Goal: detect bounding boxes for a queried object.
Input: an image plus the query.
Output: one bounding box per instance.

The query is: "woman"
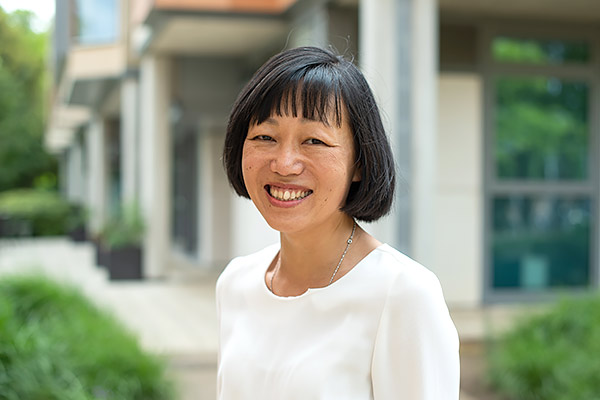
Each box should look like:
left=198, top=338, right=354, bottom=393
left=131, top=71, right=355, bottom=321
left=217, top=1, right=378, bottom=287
left=218, top=46, right=460, bottom=399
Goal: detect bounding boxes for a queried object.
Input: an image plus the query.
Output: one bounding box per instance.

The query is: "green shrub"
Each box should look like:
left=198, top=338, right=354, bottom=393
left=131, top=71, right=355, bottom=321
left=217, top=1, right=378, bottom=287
left=0, top=276, right=176, bottom=399
left=0, top=189, right=70, bottom=236
left=488, top=294, right=600, bottom=400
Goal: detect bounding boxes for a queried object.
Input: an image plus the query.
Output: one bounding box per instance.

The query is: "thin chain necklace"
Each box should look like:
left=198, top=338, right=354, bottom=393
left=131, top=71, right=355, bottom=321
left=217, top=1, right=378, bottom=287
left=270, top=220, right=357, bottom=293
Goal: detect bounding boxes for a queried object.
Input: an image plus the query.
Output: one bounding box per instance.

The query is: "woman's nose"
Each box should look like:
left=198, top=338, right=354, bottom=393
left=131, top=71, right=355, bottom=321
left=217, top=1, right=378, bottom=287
left=270, top=146, right=303, bottom=176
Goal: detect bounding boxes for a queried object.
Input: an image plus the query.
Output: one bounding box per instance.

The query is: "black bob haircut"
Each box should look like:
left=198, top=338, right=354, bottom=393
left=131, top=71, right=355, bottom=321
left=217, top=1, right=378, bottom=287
left=223, top=46, right=396, bottom=222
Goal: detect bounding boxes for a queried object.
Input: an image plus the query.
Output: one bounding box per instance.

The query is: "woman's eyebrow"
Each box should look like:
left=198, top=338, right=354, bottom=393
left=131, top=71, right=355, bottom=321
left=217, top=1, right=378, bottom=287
left=263, top=117, right=322, bottom=125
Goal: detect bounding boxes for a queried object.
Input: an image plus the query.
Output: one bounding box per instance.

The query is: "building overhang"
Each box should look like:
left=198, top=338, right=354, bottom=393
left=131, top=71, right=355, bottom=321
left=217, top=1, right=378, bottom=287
left=135, top=11, right=289, bottom=57
left=68, top=77, right=119, bottom=107
left=45, top=43, right=126, bottom=153
left=62, top=44, right=125, bottom=106
left=45, top=105, right=91, bottom=153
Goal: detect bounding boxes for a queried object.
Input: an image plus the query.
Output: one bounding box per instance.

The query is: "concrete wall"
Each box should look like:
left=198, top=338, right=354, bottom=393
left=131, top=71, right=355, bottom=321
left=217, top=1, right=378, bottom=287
left=327, top=5, right=359, bottom=57
left=434, top=73, right=483, bottom=308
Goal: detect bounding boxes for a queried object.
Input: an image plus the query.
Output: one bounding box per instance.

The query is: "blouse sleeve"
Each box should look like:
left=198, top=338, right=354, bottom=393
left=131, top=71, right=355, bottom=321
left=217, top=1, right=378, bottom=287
left=371, top=270, right=460, bottom=399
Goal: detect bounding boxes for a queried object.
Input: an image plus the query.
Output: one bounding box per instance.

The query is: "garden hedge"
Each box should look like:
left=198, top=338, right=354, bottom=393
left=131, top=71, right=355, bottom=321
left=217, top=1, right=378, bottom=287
left=488, top=294, right=600, bottom=400
left=0, top=275, right=176, bottom=399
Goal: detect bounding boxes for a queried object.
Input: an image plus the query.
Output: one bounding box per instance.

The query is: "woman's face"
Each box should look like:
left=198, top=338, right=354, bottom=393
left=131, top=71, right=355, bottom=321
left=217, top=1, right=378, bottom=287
left=241, top=110, right=360, bottom=235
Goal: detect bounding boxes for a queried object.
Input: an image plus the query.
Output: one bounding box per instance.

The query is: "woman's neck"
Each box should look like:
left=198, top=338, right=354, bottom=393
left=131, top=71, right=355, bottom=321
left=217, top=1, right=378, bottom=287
left=271, top=216, right=362, bottom=295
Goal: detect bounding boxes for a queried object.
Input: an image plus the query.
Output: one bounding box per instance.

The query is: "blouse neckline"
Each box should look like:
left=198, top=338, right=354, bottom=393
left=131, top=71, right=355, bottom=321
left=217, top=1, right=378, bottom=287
left=260, top=243, right=389, bottom=301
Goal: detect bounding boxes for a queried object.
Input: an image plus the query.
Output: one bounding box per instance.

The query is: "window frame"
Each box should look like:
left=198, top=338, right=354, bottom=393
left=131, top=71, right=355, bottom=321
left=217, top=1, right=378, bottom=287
left=482, top=24, right=600, bottom=303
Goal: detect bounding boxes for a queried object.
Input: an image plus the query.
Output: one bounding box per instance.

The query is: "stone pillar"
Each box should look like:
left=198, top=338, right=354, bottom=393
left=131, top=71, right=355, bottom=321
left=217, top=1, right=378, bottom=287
left=359, top=0, right=438, bottom=267
left=120, top=73, right=139, bottom=205
left=359, top=0, right=408, bottom=251
left=86, top=116, right=107, bottom=234
left=410, top=0, right=438, bottom=268
left=287, top=0, right=329, bottom=47
left=139, top=55, right=172, bottom=278
left=66, top=136, right=85, bottom=203
left=58, top=151, right=69, bottom=198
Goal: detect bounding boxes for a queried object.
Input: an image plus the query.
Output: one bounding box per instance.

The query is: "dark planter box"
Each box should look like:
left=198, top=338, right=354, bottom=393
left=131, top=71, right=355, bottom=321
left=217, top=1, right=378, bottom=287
left=107, top=245, right=143, bottom=280
left=68, top=226, right=87, bottom=242
left=0, top=216, right=31, bottom=238
left=94, top=240, right=110, bottom=268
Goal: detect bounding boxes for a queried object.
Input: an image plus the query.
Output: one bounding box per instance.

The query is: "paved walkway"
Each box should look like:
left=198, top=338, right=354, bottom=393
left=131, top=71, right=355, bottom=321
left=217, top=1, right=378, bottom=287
left=0, top=238, right=509, bottom=400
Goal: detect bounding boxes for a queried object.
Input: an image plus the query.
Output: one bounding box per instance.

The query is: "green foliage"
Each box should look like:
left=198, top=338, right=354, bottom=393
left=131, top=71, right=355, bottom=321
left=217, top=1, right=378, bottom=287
left=0, top=189, right=71, bottom=236
left=0, top=275, right=176, bottom=399
left=101, top=203, right=145, bottom=249
left=0, top=8, right=57, bottom=191
left=488, top=295, right=600, bottom=400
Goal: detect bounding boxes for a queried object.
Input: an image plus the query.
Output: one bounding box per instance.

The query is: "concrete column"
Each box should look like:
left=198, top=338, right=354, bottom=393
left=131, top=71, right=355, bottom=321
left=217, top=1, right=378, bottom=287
left=410, top=0, right=438, bottom=269
left=58, top=151, right=69, bottom=198
left=120, top=74, right=139, bottom=205
left=288, top=0, right=329, bottom=47
left=359, top=0, right=438, bottom=268
left=139, top=55, right=172, bottom=278
left=86, top=116, right=107, bottom=234
left=66, top=138, right=84, bottom=203
left=65, top=146, right=75, bottom=201
left=359, top=0, right=408, bottom=251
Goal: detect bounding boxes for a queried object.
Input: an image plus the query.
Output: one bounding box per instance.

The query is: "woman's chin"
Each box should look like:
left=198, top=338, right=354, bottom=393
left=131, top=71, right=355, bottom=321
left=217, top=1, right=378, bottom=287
left=262, top=217, right=305, bottom=234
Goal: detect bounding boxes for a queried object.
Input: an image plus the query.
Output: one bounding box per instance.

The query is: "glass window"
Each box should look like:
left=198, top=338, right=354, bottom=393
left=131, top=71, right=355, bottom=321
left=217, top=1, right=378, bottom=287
left=487, top=34, right=596, bottom=297
left=73, top=0, right=119, bottom=45
left=492, top=196, right=591, bottom=290
left=495, top=77, right=589, bottom=180
left=492, top=37, right=591, bottom=65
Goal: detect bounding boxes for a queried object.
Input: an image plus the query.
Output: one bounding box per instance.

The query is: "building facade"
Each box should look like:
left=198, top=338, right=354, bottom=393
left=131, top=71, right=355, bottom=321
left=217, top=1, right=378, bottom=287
left=47, top=0, right=600, bottom=310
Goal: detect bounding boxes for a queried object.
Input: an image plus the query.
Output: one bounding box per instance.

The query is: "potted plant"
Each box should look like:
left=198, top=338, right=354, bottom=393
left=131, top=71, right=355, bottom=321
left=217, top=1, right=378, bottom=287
left=102, top=203, right=145, bottom=280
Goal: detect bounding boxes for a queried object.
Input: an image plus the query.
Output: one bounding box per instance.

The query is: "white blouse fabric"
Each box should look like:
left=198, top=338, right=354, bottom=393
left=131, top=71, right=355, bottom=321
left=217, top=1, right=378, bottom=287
left=216, top=243, right=460, bottom=400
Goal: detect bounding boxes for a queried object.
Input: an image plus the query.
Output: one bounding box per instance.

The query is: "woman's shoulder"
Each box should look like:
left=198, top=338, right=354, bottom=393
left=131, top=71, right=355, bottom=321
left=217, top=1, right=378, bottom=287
left=216, top=244, right=279, bottom=292
left=367, top=244, right=446, bottom=300
left=369, top=244, right=457, bottom=336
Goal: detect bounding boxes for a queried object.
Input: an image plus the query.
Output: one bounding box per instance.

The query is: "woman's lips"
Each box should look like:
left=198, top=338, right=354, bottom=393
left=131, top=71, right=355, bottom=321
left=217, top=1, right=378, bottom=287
left=265, top=185, right=313, bottom=202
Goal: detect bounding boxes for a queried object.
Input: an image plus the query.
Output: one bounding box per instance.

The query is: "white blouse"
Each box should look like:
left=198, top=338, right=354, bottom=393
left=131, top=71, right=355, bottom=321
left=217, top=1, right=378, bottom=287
left=216, top=244, right=460, bottom=400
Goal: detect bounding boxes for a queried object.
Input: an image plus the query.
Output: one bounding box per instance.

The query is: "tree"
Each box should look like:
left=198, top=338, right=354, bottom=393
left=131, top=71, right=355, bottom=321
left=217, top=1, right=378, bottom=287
left=0, top=7, right=57, bottom=192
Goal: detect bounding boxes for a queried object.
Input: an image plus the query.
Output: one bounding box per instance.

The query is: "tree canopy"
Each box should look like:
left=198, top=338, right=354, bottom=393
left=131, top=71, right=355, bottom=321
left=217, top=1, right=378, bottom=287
left=0, top=7, right=56, bottom=192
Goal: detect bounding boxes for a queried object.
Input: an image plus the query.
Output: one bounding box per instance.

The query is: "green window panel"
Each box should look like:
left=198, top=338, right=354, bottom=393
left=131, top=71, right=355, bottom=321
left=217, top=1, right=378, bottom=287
left=492, top=196, right=591, bottom=290
left=492, top=37, right=591, bottom=65
left=495, top=77, right=589, bottom=181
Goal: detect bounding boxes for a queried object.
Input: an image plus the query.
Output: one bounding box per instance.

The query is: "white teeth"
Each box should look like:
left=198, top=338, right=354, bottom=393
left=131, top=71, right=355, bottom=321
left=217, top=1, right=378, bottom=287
left=269, top=187, right=310, bottom=201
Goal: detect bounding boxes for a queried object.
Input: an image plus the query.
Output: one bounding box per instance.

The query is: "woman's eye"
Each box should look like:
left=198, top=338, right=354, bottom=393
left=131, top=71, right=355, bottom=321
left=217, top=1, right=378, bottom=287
left=251, top=135, right=273, bottom=141
left=305, top=138, right=325, bottom=145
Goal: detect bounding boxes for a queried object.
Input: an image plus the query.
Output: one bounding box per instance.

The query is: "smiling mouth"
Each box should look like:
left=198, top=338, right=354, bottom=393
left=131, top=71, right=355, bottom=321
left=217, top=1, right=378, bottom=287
left=266, top=185, right=313, bottom=201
